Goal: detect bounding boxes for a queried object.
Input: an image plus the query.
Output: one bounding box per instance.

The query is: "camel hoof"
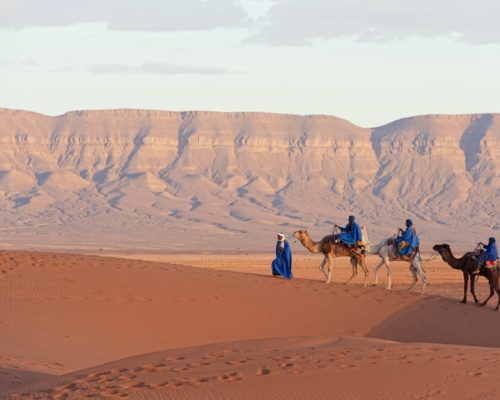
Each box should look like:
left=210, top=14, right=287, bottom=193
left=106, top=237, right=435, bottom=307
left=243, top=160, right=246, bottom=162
left=460, top=300, right=467, bottom=304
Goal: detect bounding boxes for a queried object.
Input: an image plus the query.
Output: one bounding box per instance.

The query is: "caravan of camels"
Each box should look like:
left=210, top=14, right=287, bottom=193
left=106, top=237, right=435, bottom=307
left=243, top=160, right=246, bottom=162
left=281, top=215, right=500, bottom=310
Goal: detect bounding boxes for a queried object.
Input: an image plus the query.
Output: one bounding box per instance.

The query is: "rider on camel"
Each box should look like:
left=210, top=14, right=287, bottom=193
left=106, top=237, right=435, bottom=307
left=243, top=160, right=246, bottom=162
left=335, top=215, right=364, bottom=255
left=394, top=219, right=419, bottom=258
left=473, top=237, right=499, bottom=274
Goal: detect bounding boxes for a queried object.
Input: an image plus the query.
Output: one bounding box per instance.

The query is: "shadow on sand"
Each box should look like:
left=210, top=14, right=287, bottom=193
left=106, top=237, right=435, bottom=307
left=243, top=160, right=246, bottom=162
left=367, top=294, right=500, bottom=348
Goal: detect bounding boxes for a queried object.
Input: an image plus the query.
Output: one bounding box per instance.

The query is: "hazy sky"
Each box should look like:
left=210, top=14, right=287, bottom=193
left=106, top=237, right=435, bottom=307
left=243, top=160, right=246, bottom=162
left=1, top=0, right=500, bottom=127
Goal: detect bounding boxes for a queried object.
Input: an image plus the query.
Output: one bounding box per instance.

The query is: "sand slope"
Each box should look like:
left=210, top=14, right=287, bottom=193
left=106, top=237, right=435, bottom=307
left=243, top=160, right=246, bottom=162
left=2, top=251, right=500, bottom=399
left=6, top=337, right=500, bottom=400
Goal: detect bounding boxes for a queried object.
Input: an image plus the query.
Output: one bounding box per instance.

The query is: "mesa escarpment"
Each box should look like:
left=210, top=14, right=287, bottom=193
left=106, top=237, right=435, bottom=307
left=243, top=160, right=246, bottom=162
left=0, top=109, right=497, bottom=250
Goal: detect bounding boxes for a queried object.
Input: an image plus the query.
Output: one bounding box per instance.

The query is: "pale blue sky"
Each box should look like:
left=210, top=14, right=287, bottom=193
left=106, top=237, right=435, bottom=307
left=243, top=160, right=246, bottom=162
left=1, top=0, right=499, bottom=127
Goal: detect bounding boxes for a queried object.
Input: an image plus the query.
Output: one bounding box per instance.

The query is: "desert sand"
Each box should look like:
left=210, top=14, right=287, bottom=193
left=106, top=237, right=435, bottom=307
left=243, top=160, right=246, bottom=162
left=2, top=250, right=500, bottom=399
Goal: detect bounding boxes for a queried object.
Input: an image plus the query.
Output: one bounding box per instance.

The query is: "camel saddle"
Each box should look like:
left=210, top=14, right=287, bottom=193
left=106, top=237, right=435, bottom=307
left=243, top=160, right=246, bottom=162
left=387, top=237, right=419, bottom=261
left=349, top=243, right=366, bottom=257
left=483, top=260, right=500, bottom=271
left=331, top=236, right=365, bottom=257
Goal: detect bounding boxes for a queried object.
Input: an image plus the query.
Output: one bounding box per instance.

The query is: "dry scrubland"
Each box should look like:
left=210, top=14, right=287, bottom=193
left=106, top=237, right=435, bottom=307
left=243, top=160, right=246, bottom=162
left=2, top=251, right=500, bottom=399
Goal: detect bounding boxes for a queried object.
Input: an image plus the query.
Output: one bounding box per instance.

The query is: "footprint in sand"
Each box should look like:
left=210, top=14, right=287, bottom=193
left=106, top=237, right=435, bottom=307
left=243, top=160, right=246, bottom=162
left=196, top=376, right=213, bottom=384
left=257, top=367, right=271, bottom=376
left=203, top=353, right=225, bottom=360
left=226, top=358, right=251, bottom=366
left=218, top=372, right=243, bottom=382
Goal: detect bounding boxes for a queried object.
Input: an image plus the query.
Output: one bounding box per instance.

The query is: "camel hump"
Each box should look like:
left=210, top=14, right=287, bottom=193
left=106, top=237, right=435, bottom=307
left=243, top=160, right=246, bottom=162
left=323, top=234, right=336, bottom=243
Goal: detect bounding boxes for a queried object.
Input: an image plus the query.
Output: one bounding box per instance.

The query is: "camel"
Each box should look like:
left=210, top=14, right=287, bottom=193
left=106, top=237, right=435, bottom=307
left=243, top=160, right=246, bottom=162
left=433, top=243, right=500, bottom=310
left=370, top=235, right=427, bottom=292
left=293, top=229, right=368, bottom=286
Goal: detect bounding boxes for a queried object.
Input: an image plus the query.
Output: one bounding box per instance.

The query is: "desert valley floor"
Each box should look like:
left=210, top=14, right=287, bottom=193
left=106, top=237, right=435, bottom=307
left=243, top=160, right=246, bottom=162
left=1, top=251, right=500, bottom=399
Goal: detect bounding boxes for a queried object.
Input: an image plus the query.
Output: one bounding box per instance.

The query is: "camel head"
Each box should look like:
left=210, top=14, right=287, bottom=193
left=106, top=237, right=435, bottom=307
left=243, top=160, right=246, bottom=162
left=433, top=243, right=450, bottom=254
left=433, top=243, right=452, bottom=261
left=293, top=230, right=309, bottom=242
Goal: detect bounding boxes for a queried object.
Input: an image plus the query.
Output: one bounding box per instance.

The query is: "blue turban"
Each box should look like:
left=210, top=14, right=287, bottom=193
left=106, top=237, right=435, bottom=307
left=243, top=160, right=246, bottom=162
left=489, top=237, right=496, bottom=244
left=348, top=215, right=355, bottom=223
left=406, top=219, right=413, bottom=227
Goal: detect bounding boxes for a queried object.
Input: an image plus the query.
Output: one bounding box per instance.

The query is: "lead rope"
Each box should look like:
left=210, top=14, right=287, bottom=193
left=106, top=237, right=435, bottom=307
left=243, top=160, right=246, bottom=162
left=424, top=251, right=439, bottom=262
left=287, top=232, right=299, bottom=245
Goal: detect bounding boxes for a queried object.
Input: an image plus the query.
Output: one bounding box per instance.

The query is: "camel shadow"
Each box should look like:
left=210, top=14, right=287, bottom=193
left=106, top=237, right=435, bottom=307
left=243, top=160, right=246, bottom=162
left=367, top=294, right=500, bottom=348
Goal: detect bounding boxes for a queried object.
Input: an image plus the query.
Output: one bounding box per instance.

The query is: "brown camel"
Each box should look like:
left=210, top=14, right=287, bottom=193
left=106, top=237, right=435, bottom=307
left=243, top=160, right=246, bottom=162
left=293, top=230, right=368, bottom=286
left=433, top=243, right=500, bottom=310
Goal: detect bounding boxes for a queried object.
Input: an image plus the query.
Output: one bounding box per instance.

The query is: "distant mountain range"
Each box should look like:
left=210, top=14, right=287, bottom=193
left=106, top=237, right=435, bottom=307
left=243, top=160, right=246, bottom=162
left=0, top=108, right=498, bottom=251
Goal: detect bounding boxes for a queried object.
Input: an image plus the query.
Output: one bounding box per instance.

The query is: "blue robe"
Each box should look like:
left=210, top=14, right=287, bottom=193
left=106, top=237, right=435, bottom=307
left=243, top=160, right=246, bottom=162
left=395, top=226, right=419, bottom=256
left=272, top=240, right=292, bottom=279
left=480, top=243, right=499, bottom=262
left=339, top=222, right=362, bottom=246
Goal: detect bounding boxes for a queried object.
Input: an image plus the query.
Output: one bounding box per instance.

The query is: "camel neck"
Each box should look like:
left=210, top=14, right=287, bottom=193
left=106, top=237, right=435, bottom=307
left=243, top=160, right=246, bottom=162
left=441, top=249, right=465, bottom=270
left=300, top=235, right=321, bottom=253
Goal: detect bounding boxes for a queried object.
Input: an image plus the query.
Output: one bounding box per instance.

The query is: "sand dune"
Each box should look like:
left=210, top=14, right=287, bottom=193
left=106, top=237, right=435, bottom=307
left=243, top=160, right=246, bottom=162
left=7, top=337, right=500, bottom=400
left=2, top=251, right=500, bottom=399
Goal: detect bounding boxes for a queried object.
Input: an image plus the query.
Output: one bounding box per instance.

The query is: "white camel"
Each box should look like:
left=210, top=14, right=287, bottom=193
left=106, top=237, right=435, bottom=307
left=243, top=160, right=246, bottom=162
left=368, top=235, right=427, bottom=292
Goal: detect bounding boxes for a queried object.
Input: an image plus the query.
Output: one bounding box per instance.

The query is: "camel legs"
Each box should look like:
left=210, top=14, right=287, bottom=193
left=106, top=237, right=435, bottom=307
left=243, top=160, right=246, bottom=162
left=385, top=262, right=392, bottom=290
left=345, top=257, right=358, bottom=285
left=470, top=274, right=479, bottom=304
left=480, top=273, right=500, bottom=311
left=495, top=274, right=500, bottom=311
left=462, top=271, right=469, bottom=303
left=319, top=257, right=328, bottom=280
left=359, top=258, right=369, bottom=288
left=326, top=255, right=334, bottom=284
left=481, top=286, right=494, bottom=307
left=373, top=259, right=383, bottom=285
left=373, top=258, right=391, bottom=290
left=407, top=263, right=418, bottom=291
left=411, top=255, right=426, bottom=293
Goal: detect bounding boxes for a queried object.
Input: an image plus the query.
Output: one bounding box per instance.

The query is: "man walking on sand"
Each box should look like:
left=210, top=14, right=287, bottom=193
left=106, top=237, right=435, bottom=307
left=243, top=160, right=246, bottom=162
left=271, top=232, right=293, bottom=279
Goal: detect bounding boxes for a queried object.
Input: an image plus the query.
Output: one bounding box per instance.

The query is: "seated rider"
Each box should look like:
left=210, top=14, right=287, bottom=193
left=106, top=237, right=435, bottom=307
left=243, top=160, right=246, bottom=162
left=475, top=237, right=499, bottom=272
left=335, top=215, right=363, bottom=254
left=394, top=219, right=419, bottom=257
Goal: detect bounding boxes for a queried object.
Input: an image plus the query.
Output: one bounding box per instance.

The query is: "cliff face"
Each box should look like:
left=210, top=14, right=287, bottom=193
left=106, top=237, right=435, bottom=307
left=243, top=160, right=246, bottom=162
left=0, top=109, right=497, bottom=250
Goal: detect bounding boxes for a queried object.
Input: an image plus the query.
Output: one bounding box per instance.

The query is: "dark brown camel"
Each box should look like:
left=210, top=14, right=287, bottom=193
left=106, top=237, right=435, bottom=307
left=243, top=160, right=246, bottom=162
left=433, top=244, right=500, bottom=310
left=293, top=230, right=368, bottom=286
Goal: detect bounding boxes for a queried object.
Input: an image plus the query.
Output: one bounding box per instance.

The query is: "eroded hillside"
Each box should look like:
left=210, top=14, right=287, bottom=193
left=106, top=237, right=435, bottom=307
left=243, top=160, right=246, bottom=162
left=0, top=109, right=497, bottom=251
